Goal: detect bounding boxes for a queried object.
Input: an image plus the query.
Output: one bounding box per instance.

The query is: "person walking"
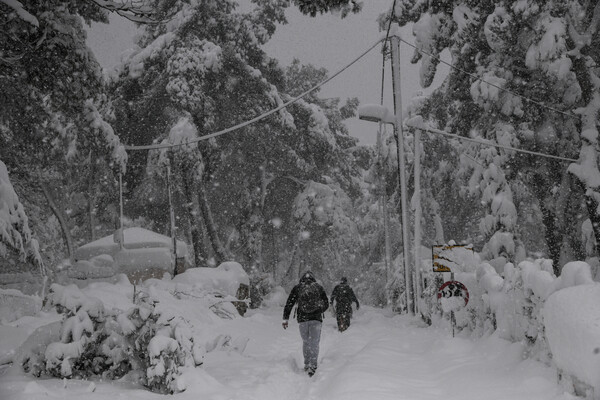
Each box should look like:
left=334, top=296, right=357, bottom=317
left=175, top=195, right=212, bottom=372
left=330, top=277, right=359, bottom=332
left=282, top=271, right=329, bottom=377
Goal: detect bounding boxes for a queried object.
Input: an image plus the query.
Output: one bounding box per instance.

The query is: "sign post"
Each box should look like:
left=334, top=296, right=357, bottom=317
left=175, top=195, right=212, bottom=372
left=432, top=244, right=473, bottom=336
left=437, top=280, right=469, bottom=337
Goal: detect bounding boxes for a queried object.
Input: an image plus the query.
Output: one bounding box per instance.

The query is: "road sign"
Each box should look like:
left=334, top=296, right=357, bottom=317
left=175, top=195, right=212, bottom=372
left=432, top=244, right=474, bottom=272
left=437, top=280, right=469, bottom=306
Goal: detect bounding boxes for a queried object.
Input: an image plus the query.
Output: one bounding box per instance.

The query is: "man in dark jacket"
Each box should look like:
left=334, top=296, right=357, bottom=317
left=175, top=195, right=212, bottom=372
left=330, top=277, right=359, bottom=332
left=282, top=271, right=329, bottom=377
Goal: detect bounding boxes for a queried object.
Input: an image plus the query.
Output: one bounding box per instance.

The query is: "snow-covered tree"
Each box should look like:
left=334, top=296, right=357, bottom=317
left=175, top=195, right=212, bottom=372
left=112, top=2, right=364, bottom=278
left=384, top=0, right=600, bottom=273
left=1, top=0, right=127, bottom=269
left=204, top=58, right=362, bottom=285
left=289, top=179, right=360, bottom=283
left=292, top=0, right=361, bottom=17
left=149, top=115, right=216, bottom=267
left=111, top=0, right=293, bottom=267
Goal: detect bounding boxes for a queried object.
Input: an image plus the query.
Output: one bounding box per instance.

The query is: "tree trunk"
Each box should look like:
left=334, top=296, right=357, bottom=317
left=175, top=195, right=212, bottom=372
left=531, top=171, right=563, bottom=276
left=88, top=156, right=96, bottom=241
left=241, top=165, right=273, bottom=272
left=39, top=180, right=74, bottom=261
left=182, top=172, right=206, bottom=268
left=283, top=242, right=301, bottom=285
left=198, top=183, right=228, bottom=264
left=242, top=210, right=264, bottom=272
left=584, top=188, right=600, bottom=260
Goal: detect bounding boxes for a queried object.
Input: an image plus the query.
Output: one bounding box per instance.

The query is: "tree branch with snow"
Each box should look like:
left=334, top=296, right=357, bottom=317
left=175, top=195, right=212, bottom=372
left=0, top=160, right=44, bottom=272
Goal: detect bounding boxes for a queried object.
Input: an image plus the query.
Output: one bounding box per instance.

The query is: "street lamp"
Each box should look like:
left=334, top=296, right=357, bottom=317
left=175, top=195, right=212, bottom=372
left=358, top=103, right=414, bottom=315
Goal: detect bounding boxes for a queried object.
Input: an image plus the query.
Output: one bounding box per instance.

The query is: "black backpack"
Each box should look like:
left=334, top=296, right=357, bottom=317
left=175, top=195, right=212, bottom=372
left=297, top=282, right=323, bottom=314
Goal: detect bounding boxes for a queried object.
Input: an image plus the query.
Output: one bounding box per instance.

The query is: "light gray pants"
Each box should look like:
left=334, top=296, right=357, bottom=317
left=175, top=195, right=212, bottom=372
left=298, top=320, right=322, bottom=369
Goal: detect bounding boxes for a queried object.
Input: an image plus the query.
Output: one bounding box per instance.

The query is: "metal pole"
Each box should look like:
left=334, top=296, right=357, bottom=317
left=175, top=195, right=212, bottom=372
left=414, top=128, right=422, bottom=315
left=377, top=122, right=392, bottom=287
left=118, top=172, right=124, bottom=250
left=383, top=190, right=392, bottom=286
left=166, top=164, right=178, bottom=275
left=390, top=34, right=414, bottom=315
left=378, top=41, right=392, bottom=293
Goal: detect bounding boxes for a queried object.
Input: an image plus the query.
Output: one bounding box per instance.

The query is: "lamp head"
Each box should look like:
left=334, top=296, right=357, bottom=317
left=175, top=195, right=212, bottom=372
left=358, top=104, right=395, bottom=125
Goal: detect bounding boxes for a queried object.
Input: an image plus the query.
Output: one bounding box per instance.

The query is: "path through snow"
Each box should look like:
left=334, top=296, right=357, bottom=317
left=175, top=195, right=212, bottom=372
left=0, top=307, right=572, bottom=400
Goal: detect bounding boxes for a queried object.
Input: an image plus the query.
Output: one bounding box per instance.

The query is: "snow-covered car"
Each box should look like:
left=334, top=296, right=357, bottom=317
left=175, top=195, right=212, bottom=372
left=71, top=227, right=188, bottom=281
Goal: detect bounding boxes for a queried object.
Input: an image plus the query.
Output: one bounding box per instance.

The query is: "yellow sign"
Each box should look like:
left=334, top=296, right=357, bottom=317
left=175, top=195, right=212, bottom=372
left=432, top=244, right=474, bottom=273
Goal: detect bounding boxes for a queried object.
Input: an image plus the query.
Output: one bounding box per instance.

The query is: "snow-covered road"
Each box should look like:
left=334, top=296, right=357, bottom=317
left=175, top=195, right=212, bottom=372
left=0, top=307, right=572, bottom=400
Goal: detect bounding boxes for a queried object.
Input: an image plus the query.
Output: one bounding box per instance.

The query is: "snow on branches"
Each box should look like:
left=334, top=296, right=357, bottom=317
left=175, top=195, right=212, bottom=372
left=0, top=0, right=38, bottom=26
left=84, top=100, right=128, bottom=171
left=0, top=160, right=43, bottom=269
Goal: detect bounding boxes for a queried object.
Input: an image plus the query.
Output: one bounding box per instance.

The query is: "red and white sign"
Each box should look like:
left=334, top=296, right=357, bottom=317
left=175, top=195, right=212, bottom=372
left=437, top=280, right=469, bottom=306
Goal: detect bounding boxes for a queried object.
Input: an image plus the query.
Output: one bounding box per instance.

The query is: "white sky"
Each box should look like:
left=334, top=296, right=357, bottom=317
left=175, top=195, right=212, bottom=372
left=86, top=1, right=448, bottom=146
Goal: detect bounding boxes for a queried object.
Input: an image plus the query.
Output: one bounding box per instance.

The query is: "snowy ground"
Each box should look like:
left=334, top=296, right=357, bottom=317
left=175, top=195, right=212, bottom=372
left=0, top=304, right=573, bottom=400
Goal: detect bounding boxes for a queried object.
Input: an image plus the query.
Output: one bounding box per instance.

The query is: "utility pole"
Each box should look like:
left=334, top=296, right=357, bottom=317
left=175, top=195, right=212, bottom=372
left=377, top=121, right=392, bottom=287
left=117, top=171, right=125, bottom=250
left=414, top=128, right=422, bottom=315
left=166, top=164, right=178, bottom=275
left=390, top=32, right=414, bottom=315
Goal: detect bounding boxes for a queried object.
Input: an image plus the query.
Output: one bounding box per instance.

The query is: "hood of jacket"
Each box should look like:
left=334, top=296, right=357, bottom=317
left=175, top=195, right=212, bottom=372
left=300, top=271, right=316, bottom=284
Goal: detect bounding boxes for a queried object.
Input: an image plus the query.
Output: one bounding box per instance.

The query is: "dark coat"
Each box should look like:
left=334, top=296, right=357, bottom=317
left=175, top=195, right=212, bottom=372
left=330, top=283, right=359, bottom=315
left=283, top=273, right=329, bottom=323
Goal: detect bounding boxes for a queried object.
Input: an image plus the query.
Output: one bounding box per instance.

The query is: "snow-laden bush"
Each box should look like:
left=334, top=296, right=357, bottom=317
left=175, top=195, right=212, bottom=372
left=22, top=283, right=204, bottom=394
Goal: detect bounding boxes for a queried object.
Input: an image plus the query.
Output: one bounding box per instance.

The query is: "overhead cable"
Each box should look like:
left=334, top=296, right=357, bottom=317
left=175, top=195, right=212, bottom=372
left=409, top=123, right=578, bottom=163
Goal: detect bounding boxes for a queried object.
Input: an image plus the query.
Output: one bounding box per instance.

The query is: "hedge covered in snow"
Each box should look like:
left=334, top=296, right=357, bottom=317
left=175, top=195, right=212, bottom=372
left=20, top=283, right=202, bottom=393
left=18, top=262, right=250, bottom=394
left=420, top=255, right=600, bottom=397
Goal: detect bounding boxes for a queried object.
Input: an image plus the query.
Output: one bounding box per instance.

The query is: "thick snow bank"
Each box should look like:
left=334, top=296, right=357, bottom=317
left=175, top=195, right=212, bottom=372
left=0, top=288, right=41, bottom=323
left=551, top=261, right=594, bottom=291
left=67, top=255, right=116, bottom=280
left=0, top=312, right=61, bottom=365
left=543, top=283, right=600, bottom=393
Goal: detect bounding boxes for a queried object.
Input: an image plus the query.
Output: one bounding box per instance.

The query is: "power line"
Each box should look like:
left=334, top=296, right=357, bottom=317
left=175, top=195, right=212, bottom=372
left=408, top=123, right=578, bottom=163
left=124, top=38, right=382, bottom=151
left=397, top=37, right=580, bottom=120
